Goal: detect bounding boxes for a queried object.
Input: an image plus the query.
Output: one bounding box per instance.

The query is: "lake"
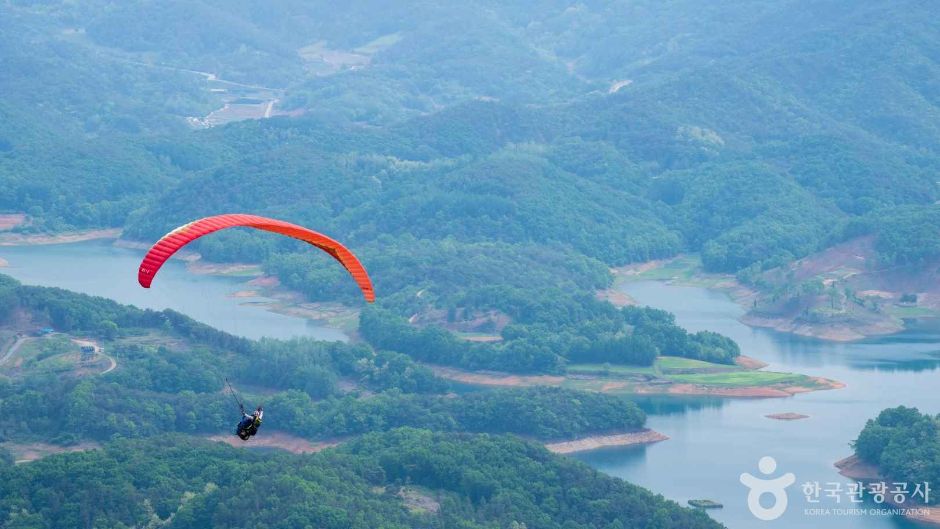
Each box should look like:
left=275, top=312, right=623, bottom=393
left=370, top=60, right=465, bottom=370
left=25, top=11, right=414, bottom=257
left=0, top=240, right=348, bottom=342
left=575, top=281, right=940, bottom=528
left=2, top=241, right=937, bottom=528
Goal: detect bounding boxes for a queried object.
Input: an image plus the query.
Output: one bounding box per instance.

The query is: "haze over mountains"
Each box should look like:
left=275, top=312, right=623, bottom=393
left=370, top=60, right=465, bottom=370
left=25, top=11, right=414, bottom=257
left=0, top=2, right=939, bottom=527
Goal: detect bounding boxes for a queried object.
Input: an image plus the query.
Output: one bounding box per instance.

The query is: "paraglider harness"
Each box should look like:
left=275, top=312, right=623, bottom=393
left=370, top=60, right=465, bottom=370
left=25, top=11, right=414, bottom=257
left=225, top=378, right=263, bottom=441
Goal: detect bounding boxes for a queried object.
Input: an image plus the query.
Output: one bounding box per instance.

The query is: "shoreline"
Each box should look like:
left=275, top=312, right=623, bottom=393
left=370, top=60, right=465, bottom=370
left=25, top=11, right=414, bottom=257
left=429, top=364, right=843, bottom=398
left=545, top=429, right=669, bottom=454
left=0, top=228, right=122, bottom=246
left=835, top=455, right=940, bottom=526
left=4, top=234, right=358, bottom=336
left=608, top=255, right=929, bottom=343
left=740, top=313, right=904, bottom=342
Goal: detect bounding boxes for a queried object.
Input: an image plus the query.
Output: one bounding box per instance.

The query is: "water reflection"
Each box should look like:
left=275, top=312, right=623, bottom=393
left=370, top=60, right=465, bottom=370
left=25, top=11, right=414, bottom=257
left=627, top=395, right=726, bottom=417
left=583, top=280, right=940, bottom=529
left=0, top=240, right=348, bottom=341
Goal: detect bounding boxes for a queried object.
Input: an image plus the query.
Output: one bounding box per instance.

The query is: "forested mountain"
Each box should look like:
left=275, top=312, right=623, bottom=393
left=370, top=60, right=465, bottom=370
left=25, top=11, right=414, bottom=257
left=0, top=276, right=726, bottom=527
left=2, top=2, right=936, bottom=527
left=0, top=274, right=647, bottom=442
left=3, top=0, right=936, bottom=371
left=0, top=430, right=721, bottom=529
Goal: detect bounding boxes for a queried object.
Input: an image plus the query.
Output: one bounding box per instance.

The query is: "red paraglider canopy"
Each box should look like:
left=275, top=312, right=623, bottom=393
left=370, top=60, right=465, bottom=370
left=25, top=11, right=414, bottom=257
left=137, top=214, right=375, bottom=302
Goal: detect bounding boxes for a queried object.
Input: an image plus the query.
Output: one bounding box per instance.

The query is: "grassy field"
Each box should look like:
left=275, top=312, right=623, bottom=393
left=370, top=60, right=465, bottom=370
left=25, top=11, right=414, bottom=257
left=889, top=305, right=939, bottom=318
left=665, top=371, right=808, bottom=387
left=567, top=363, right=657, bottom=376
left=657, top=356, right=734, bottom=371
left=432, top=355, right=834, bottom=396
left=566, top=355, right=817, bottom=390
left=567, top=356, right=738, bottom=378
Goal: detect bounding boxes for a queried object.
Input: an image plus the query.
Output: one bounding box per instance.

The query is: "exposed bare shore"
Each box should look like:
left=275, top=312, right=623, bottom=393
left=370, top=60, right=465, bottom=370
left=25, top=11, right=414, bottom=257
left=429, top=365, right=843, bottom=398
left=836, top=455, right=940, bottom=526
left=835, top=454, right=882, bottom=480
left=735, top=355, right=768, bottom=369
left=608, top=254, right=917, bottom=342
left=643, top=379, right=843, bottom=398
left=112, top=239, right=151, bottom=250
left=208, top=432, right=342, bottom=454
left=186, top=261, right=262, bottom=275
left=0, top=228, right=121, bottom=246
left=765, top=412, right=809, bottom=421
left=0, top=214, right=26, bottom=231
left=545, top=429, right=669, bottom=454
left=741, top=314, right=903, bottom=342
left=430, top=365, right=565, bottom=387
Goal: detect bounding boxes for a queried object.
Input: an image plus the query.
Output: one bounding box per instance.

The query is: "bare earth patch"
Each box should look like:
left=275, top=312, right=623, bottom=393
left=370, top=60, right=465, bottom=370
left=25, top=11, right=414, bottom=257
left=654, top=383, right=792, bottom=398
left=248, top=275, right=281, bottom=288
left=429, top=365, right=565, bottom=387
left=229, top=290, right=261, bottom=298
left=430, top=364, right=841, bottom=398
left=789, top=377, right=846, bottom=393
left=397, top=487, right=441, bottom=514
left=765, top=412, right=809, bottom=421
left=0, top=214, right=26, bottom=230
left=461, top=334, right=503, bottom=343
left=545, top=429, right=669, bottom=454
left=208, top=431, right=341, bottom=454
left=835, top=454, right=882, bottom=481
left=740, top=314, right=902, bottom=342
left=596, top=288, right=635, bottom=307
left=187, top=261, right=262, bottom=276
left=836, top=455, right=940, bottom=526
left=5, top=441, right=100, bottom=464
left=0, top=228, right=121, bottom=246
left=735, top=355, right=769, bottom=369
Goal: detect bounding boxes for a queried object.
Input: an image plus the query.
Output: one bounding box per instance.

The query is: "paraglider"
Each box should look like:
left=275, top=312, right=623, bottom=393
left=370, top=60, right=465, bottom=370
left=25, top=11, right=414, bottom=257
left=137, top=213, right=375, bottom=302
left=236, top=406, right=264, bottom=441
left=223, top=378, right=263, bottom=441
left=138, top=215, right=376, bottom=440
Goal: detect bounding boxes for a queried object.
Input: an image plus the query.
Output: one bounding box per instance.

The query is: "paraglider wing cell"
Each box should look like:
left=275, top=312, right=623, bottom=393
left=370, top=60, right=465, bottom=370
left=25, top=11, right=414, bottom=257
left=137, top=214, right=374, bottom=302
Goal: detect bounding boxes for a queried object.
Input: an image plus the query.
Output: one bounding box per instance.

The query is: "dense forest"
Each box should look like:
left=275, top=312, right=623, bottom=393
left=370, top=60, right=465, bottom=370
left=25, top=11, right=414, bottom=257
left=360, top=303, right=739, bottom=372
left=2, top=1, right=938, bottom=372
left=0, top=275, right=646, bottom=443
left=2, top=2, right=939, bottom=527
left=0, top=277, right=723, bottom=527
left=853, top=406, right=940, bottom=506
left=0, top=430, right=721, bottom=529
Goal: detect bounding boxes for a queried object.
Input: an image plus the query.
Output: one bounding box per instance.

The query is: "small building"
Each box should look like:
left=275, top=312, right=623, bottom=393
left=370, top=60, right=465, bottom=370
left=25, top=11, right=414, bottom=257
left=34, top=327, right=54, bottom=336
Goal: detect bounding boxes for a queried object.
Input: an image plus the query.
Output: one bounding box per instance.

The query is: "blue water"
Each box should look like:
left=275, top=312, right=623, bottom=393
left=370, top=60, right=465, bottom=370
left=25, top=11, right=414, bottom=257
left=0, top=240, right=348, bottom=341
left=575, top=281, right=940, bottom=528
left=3, top=242, right=937, bottom=527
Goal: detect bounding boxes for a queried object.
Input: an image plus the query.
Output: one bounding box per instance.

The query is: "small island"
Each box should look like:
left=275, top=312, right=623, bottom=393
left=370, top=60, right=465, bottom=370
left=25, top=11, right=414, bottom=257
left=766, top=412, right=809, bottom=421
left=840, top=407, right=940, bottom=526
left=688, top=499, right=723, bottom=509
